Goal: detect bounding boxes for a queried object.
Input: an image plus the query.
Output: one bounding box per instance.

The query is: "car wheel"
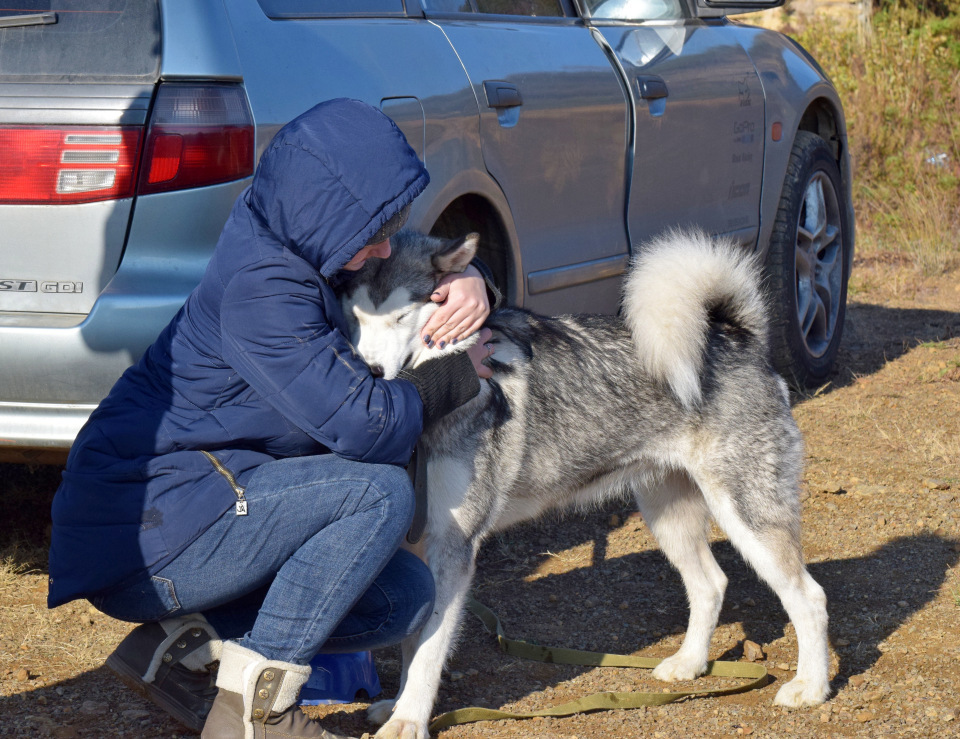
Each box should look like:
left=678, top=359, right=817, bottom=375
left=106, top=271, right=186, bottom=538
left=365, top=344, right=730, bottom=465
left=765, top=130, right=851, bottom=389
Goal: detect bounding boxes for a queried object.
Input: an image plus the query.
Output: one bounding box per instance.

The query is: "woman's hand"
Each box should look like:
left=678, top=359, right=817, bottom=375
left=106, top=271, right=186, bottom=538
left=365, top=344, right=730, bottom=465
left=421, top=264, right=490, bottom=349
left=465, top=328, right=495, bottom=379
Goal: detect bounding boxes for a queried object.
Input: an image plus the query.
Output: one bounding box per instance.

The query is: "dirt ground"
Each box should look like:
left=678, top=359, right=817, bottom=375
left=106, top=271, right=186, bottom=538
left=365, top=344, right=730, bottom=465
left=1, top=256, right=958, bottom=738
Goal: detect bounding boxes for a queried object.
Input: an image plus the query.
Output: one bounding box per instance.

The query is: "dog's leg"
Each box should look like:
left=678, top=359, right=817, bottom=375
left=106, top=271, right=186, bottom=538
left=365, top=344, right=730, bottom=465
left=721, top=520, right=829, bottom=707
left=696, top=476, right=830, bottom=707
left=366, top=633, right=418, bottom=726
left=367, top=537, right=431, bottom=723
left=367, top=512, right=432, bottom=723
left=370, top=531, right=477, bottom=739
left=635, top=471, right=727, bottom=681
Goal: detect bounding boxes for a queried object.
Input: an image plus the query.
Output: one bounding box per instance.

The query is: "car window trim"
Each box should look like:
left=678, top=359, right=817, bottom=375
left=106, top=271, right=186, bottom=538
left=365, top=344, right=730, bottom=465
left=423, top=13, right=582, bottom=23
left=256, top=0, right=416, bottom=20
left=419, top=0, right=580, bottom=21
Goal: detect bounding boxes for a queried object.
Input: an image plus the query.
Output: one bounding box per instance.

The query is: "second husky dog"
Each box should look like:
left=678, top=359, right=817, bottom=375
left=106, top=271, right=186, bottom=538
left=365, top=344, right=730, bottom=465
left=340, top=230, right=830, bottom=739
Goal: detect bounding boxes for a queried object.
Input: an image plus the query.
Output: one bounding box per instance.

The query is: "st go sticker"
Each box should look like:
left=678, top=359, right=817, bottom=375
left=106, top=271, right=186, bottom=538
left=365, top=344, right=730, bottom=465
left=0, top=280, right=83, bottom=293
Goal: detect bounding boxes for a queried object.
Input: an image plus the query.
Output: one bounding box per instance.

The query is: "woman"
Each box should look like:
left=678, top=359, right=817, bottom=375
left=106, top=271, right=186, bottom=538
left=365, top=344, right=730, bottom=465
left=47, top=99, right=496, bottom=739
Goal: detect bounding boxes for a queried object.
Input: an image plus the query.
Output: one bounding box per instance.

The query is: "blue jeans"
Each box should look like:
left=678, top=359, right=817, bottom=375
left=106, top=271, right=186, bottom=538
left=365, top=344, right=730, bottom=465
left=92, top=455, right=434, bottom=665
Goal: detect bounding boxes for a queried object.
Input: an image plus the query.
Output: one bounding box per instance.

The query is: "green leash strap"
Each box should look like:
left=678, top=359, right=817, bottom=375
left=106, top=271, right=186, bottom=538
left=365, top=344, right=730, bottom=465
left=428, top=597, right=769, bottom=733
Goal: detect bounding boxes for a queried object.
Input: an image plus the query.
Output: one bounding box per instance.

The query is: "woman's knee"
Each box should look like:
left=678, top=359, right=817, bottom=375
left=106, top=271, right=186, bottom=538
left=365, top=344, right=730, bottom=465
left=359, top=548, right=435, bottom=642
left=250, top=455, right=416, bottom=533
left=363, top=462, right=416, bottom=530
left=321, top=548, right=435, bottom=651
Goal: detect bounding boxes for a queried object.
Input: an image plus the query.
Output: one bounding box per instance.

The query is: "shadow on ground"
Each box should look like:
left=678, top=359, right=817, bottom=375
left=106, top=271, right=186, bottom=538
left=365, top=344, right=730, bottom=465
left=794, top=300, right=960, bottom=401
left=0, top=462, right=61, bottom=570
left=1, top=664, right=189, bottom=738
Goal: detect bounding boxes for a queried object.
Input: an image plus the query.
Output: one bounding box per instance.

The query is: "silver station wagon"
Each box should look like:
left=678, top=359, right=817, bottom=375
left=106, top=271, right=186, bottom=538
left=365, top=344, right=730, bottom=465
left=0, top=0, right=853, bottom=461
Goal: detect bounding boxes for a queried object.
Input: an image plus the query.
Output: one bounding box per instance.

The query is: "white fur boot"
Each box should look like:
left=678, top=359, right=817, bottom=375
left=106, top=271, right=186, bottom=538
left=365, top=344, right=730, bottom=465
left=201, top=640, right=357, bottom=739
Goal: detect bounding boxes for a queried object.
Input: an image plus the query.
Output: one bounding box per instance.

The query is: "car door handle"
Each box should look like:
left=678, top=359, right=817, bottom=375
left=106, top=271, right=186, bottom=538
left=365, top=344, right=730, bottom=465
left=483, top=80, right=523, bottom=109
left=637, top=75, right=668, bottom=100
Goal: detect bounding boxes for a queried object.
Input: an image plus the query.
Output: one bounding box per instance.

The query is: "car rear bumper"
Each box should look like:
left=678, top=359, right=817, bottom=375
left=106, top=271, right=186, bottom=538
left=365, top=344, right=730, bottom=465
left=0, top=401, right=95, bottom=460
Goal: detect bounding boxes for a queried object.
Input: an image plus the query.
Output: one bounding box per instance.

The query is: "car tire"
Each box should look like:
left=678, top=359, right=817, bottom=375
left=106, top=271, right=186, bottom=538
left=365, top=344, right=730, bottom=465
left=765, top=130, right=851, bottom=389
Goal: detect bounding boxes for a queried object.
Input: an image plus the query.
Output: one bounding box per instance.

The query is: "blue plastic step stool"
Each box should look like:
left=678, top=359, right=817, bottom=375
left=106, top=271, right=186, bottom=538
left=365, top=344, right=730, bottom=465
left=299, top=651, right=381, bottom=705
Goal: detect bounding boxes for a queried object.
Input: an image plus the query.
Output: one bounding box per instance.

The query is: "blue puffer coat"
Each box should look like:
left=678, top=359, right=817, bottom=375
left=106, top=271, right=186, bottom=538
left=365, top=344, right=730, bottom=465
left=48, top=99, right=430, bottom=608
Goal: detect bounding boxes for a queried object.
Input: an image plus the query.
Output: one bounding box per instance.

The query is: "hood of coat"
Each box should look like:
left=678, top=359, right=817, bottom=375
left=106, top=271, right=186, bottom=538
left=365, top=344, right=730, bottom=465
left=248, top=98, right=429, bottom=278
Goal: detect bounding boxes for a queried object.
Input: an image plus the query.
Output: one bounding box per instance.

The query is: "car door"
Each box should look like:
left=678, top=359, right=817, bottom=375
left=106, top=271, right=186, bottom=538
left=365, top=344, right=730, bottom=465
left=422, top=1, right=631, bottom=315
left=584, top=0, right=765, bottom=248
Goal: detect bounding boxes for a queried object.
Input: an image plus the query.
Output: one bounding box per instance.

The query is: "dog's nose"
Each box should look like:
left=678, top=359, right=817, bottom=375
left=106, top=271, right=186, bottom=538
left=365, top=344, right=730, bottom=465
left=369, top=364, right=384, bottom=378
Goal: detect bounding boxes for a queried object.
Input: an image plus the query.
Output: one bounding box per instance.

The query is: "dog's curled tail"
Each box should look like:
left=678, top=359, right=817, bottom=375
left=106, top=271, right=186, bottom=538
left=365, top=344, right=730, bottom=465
left=622, top=229, right=768, bottom=409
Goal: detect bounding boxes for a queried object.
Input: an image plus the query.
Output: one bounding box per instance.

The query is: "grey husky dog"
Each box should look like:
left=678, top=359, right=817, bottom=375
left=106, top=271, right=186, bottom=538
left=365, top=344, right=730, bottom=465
left=340, top=230, right=830, bottom=739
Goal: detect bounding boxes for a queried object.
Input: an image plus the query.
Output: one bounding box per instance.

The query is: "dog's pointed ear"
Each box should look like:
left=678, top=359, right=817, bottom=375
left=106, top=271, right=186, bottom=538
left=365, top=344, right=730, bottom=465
left=431, top=233, right=480, bottom=276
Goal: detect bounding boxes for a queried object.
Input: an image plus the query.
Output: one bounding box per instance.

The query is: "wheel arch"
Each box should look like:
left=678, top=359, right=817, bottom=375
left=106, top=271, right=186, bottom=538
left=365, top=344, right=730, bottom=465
left=412, top=170, right=522, bottom=305
left=795, top=96, right=855, bottom=274
left=739, top=24, right=855, bottom=267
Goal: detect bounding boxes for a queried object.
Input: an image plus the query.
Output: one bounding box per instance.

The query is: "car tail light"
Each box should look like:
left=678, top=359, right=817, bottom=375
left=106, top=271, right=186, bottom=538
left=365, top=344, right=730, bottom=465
left=138, top=84, right=254, bottom=195
left=0, top=126, right=142, bottom=204
left=0, top=84, right=253, bottom=206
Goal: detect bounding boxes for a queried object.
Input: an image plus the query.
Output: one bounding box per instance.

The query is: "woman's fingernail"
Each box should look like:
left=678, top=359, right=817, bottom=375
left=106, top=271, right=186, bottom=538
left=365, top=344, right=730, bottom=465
left=423, top=335, right=431, bottom=344
left=439, top=341, right=446, bottom=349
left=452, top=338, right=458, bottom=345
left=427, top=341, right=435, bottom=349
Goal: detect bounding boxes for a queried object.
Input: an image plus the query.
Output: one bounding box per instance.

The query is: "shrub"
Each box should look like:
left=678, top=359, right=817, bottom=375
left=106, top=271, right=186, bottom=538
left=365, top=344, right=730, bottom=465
left=791, top=2, right=960, bottom=273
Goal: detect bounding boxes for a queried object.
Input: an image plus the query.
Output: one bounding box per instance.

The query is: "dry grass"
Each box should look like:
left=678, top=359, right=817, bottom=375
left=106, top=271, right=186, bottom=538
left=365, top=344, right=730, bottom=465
left=0, top=552, right=31, bottom=597
left=788, top=2, right=960, bottom=274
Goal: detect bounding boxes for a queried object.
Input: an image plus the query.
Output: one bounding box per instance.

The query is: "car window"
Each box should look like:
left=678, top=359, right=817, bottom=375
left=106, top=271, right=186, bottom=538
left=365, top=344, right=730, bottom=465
left=256, top=0, right=405, bottom=18
left=0, top=0, right=160, bottom=83
left=583, top=0, right=687, bottom=20
left=422, top=0, right=563, bottom=16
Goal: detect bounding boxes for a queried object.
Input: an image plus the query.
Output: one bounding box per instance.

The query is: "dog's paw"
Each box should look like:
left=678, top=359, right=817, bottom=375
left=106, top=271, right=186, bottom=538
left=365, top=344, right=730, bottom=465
left=774, top=677, right=830, bottom=708
left=367, top=699, right=397, bottom=726
left=652, top=652, right=707, bottom=682
left=374, top=717, right=428, bottom=739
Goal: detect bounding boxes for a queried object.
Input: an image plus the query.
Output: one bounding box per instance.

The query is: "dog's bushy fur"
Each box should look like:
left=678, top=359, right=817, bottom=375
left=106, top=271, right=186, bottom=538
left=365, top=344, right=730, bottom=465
left=341, top=230, right=830, bottom=739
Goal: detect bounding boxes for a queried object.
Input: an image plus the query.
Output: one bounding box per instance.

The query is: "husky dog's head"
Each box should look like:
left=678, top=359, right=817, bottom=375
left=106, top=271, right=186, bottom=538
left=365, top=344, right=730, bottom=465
left=341, top=231, right=480, bottom=379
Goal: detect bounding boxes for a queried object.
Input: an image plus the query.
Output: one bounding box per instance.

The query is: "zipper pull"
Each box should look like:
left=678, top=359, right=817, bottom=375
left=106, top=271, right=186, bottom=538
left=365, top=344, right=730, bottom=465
left=200, top=450, right=249, bottom=516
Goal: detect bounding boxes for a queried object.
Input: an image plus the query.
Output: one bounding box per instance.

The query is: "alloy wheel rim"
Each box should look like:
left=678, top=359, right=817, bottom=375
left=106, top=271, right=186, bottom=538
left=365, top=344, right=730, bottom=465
left=794, top=170, right=843, bottom=359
